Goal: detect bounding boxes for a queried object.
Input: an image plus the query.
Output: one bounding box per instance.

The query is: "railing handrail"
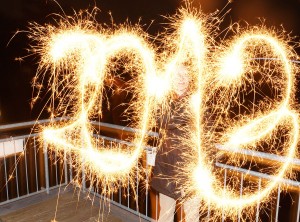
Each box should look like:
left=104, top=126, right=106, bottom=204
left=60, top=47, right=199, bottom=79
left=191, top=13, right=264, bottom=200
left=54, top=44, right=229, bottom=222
left=1, top=118, right=299, bottom=171
left=0, top=117, right=67, bottom=132
left=0, top=118, right=159, bottom=138
left=216, top=144, right=300, bottom=171
left=1, top=119, right=300, bottom=220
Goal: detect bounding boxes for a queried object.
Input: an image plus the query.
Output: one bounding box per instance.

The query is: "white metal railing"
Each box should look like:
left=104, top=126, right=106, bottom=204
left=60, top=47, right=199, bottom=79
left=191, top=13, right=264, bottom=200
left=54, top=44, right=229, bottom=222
left=0, top=133, right=68, bottom=206
left=1, top=120, right=300, bottom=221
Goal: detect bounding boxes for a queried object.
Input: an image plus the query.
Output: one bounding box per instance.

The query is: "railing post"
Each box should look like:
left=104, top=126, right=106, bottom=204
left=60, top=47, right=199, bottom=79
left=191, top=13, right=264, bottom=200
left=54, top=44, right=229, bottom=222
left=23, top=138, right=29, bottom=195
left=222, top=169, right=227, bottom=222
left=238, top=173, right=244, bottom=222
left=3, top=146, right=9, bottom=201
left=81, top=136, right=86, bottom=192
left=275, top=185, right=281, bottom=222
left=64, top=148, right=68, bottom=184
left=33, top=136, right=39, bottom=191
left=81, top=158, right=86, bottom=191
left=13, top=139, right=20, bottom=198
left=43, top=141, right=50, bottom=194
left=256, top=179, right=261, bottom=222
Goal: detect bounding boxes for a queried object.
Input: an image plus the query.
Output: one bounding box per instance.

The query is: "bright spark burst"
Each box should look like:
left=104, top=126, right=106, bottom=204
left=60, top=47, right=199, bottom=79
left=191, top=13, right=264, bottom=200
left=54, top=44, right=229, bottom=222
left=31, top=18, right=160, bottom=189
left=184, top=27, right=300, bottom=219
left=30, top=7, right=299, bottom=220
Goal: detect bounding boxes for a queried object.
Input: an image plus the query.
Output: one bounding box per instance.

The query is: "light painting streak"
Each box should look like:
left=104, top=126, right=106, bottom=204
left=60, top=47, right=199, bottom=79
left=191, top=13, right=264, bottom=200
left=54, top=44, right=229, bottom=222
left=30, top=8, right=300, bottom=220
left=32, top=21, right=161, bottom=188
left=185, top=29, right=300, bottom=219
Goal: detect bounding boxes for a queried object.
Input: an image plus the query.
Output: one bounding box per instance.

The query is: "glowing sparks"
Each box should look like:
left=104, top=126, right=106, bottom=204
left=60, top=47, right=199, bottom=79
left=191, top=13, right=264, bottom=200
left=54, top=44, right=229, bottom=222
left=219, top=53, right=244, bottom=82
left=33, top=23, right=162, bottom=188
left=185, top=29, right=299, bottom=218
left=31, top=7, right=299, bottom=220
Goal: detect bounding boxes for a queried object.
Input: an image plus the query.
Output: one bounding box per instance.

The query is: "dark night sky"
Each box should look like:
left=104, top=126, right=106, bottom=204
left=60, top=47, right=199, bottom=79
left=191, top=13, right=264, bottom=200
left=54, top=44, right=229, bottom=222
left=1, top=0, right=300, bottom=124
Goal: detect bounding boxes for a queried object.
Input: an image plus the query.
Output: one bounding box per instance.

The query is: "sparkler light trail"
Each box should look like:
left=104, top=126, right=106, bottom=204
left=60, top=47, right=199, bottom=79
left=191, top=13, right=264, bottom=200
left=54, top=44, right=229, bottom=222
left=31, top=20, right=161, bottom=188
left=30, top=7, right=299, bottom=220
left=184, top=28, right=300, bottom=219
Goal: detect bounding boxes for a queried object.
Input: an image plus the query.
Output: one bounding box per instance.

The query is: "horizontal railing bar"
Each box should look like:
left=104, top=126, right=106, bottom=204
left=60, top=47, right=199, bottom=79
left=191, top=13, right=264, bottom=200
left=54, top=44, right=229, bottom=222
left=0, top=118, right=159, bottom=138
left=0, top=117, right=67, bottom=132
left=0, top=133, right=39, bottom=143
left=94, top=134, right=156, bottom=151
left=215, top=162, right=300, bottom=189
left=1, top=118, right=300, bottom=220
left=216, top=144, right=300, bottom=170
left=91, top=121, right=159, bottom=138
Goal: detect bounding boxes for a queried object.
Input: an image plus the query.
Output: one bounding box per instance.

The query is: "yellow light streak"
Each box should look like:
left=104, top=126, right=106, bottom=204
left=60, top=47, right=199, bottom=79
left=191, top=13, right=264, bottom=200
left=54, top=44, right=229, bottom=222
left=30, top=7, right=299, bottom=220
left=184, top=29, right=299, bottom=219
left=32, top=20, right=162, bottom=190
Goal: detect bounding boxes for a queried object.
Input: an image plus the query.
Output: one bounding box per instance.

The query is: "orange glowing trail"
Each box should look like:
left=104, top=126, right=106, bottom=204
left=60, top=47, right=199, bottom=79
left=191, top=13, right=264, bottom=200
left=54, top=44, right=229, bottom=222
left=31, top=7, right=299, bottom=219
left=187, top=29, right=299, bottom=217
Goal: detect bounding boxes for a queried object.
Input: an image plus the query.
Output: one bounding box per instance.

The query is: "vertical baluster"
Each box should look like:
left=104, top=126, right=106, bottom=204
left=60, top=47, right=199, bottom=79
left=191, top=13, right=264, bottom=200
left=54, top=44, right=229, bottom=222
left=256, top=178, right=261, bottom=222
left=14, top=140, right=19, bottom=198
left=296, top=188, right=300, bottom=222
left=55, top=149, right=58, bottom=186
left=275, top=185, right=281, bottom=222
left=43, top=141, right=50, bottom=194
left=3, top=144, right=9, bottom=200
left=24, top=139, right=29, bottom=194
left=33, top=137, right=39, bottom=191
left=238, top=173, right=244, bottom=222
left=145, top=157, right=149, bottom=217
left=222, top=169, right=227, bottom=222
